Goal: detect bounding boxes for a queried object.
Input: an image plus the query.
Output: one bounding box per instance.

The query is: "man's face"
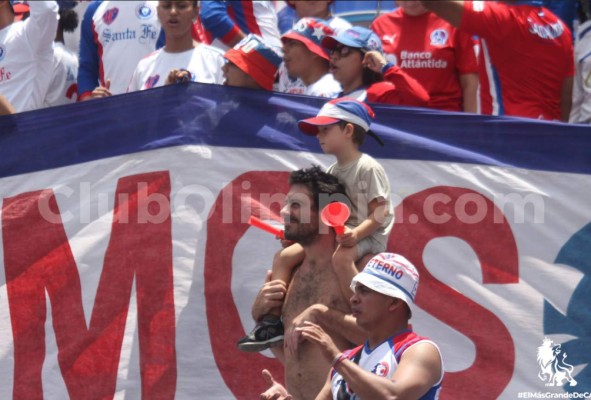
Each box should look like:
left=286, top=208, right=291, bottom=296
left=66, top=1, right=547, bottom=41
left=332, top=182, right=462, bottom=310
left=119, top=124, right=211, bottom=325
left=223, top=61, right=257, bottom=89
left=157, top=1, right=197, bottom=39
left=289, top=0, right=331, bottom=19
left=350, top=283, right=397, bottom=329
left=282, top=38, right=318, bottom=78
left=280, top=184, right=320, bottom=245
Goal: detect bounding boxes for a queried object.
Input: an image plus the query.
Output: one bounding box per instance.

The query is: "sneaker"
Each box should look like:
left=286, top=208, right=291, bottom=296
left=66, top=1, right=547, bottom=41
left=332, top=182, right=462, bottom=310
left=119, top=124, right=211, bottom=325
left=237, top=318, right=284, bottom=352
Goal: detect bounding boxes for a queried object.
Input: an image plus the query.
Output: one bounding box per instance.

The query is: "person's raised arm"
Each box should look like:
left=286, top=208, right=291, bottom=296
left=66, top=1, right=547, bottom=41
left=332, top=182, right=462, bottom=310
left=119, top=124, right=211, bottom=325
left=78, top=1, right=102, bottom=101
left=419, top=0, right=465, bottom=28
left=200, top=1, right=246, bottom=47
left=364, top=51, right=430, bottom=107
left=24, top=1, right=59, bottom=52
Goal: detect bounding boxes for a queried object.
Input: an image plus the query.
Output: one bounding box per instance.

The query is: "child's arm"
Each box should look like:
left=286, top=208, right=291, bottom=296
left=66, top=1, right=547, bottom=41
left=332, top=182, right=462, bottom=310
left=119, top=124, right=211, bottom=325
left=272, top=243, right=305, bottom=284
left=337, top=198, right=390, bottom=248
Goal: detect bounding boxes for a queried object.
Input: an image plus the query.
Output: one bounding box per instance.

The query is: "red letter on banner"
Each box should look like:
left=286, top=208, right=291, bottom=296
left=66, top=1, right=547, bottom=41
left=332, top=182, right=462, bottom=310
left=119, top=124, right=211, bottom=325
left=2, top=171, right=176, bottom=400
left=390, top=186, right=518, bottom=400
left=204, top=171, right=289, bottom=399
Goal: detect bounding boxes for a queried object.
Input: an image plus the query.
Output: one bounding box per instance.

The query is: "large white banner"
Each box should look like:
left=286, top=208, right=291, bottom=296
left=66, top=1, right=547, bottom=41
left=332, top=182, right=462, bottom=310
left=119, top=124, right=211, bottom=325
left=0, top=84, right=589, bottom=399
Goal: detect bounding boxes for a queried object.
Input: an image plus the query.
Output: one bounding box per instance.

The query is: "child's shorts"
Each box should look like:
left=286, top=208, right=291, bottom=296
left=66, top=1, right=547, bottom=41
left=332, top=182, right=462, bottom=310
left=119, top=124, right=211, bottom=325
left=356, top=235, right=387, bottom=260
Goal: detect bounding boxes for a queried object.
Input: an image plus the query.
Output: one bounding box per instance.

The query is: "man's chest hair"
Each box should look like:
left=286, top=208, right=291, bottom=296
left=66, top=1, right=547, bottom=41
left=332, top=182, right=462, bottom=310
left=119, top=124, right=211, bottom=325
left=283, top=261, right=346, bottom=322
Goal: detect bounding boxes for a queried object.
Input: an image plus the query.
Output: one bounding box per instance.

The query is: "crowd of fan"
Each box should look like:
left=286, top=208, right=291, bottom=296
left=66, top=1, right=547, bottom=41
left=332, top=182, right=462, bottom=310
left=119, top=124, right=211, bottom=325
left=0, top=0, right=589, bottom=124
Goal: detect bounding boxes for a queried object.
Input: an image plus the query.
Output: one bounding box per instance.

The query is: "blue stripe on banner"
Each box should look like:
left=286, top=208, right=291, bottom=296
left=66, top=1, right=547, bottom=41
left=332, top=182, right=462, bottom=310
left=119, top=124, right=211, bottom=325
left=0, top=83, right=590, bottom=178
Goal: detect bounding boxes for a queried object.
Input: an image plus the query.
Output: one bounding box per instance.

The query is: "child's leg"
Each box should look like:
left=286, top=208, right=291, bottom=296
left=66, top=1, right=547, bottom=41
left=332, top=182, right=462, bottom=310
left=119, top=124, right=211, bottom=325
left=332, top=237, right=378, bottom=300
left=357, top=252, right=375, bottom=272
left=267, top=243, right=305, bottom=317
left=331, top=244, right=362, bottom=301
left=237, top=244, right=304, bottom=352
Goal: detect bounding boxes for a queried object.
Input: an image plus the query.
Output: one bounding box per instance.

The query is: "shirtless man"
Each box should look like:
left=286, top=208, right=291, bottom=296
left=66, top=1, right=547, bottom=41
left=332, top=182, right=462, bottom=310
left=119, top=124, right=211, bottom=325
left=251, top=165, right=366, bottom=400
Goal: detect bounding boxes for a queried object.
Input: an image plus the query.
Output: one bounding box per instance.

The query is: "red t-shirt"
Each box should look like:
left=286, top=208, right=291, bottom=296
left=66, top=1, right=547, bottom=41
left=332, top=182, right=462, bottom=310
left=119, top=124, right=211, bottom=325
left=460, top=1, right=574, bottom=120
left=371, top=9, right=478, bottom=112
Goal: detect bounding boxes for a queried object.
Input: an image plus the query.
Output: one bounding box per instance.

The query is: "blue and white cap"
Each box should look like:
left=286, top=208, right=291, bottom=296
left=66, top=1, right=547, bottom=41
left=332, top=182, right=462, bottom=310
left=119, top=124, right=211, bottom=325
left=321, top=26, right=383, bottom=54
left=351, top=253, right=419, bottom=317
left=298, top=97, right=375, bottom=134
left=298, top=97, right=384, bottom=145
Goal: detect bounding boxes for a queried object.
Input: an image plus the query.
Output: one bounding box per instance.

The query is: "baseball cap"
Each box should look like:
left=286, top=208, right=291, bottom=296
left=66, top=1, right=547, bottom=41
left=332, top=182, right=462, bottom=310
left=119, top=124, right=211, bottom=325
left=298, top=97, right=384, bottom=145
left=281, top=17, right=334, bottom=60
left=224, top=34, right=283, bottom=91
left=321, top=26, right=383, bottom=55
left=350, top=253, right=419, bottom=317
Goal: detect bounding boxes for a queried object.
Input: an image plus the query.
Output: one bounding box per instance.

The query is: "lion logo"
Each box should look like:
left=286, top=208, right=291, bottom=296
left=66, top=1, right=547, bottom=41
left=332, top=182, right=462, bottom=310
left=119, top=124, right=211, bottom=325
left=537, top=338, right=578, bottom=387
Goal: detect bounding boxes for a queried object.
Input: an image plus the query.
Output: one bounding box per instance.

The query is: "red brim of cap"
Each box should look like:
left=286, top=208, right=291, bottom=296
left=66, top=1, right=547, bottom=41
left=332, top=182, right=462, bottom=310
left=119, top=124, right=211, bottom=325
left=224, top=48, right=275, bottom=91
left=13, top=4, right=30, bottom=13
left=282, top=32, right=329, bottom=60
left=298, top=116, right=340, bottom=135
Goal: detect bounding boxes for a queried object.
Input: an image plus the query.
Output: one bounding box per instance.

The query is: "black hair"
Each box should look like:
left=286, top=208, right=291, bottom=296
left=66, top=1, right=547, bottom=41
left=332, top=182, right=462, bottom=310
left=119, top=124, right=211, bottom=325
left=289, top=165, right=348, bottom=211
left=59, top=8, right=79, bottom=32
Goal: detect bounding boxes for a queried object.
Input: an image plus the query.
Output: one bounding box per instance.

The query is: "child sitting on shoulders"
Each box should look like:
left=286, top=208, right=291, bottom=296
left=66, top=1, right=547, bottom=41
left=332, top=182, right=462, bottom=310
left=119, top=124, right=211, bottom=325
left=237, top=98, right=394, bottom=352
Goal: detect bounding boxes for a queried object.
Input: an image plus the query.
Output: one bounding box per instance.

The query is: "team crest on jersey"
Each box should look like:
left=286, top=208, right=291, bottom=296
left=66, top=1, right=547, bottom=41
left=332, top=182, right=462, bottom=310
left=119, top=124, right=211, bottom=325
left=0, top=45, right=5, bottom=62
left=102, top=7, right=119, bottom=25
left=371, top=361, right=390, bottom=377
left=136, top=3, right=154, bottom=20
left=144, top=75, right=160, bottom=89
left=430, top=29, right=449, bottom=46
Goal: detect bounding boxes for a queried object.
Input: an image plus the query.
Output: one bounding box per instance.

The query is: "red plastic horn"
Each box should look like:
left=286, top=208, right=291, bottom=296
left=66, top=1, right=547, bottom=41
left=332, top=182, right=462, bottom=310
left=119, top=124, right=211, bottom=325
left=320, top=202, right=350, bottom=235
left=248, top=216, right=285, bottom=240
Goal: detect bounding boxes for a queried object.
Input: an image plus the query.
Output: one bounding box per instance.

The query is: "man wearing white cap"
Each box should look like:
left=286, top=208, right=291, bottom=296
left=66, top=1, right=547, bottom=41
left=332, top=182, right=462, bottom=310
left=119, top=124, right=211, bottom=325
left=261, top=252, right=444, bottom=400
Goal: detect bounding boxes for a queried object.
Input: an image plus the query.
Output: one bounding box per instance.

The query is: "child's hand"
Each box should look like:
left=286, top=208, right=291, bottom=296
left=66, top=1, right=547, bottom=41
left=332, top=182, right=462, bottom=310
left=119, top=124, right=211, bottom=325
left=336, top=227, right=357, bottom=247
